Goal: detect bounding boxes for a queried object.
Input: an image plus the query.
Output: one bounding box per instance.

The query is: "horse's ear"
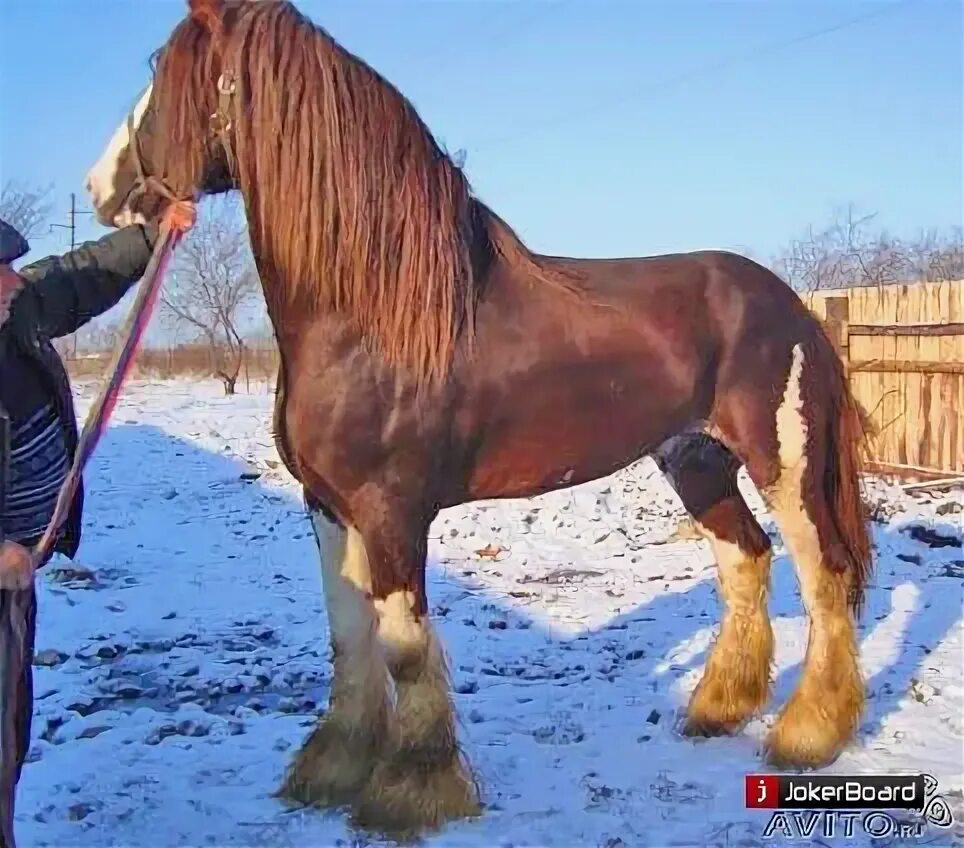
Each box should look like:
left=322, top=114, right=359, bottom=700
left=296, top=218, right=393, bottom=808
left=188, top=0, right=224, bottom=33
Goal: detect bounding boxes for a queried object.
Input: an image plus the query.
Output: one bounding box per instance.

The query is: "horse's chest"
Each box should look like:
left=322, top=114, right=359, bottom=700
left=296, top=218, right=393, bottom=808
left=279, top=364, right=440, bottom=505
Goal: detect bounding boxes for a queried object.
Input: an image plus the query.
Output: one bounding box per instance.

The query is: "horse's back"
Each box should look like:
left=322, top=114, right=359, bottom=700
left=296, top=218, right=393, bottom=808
left=542, top=247, right=816, bottom=357
left=543, top=249, right=805, bottom=312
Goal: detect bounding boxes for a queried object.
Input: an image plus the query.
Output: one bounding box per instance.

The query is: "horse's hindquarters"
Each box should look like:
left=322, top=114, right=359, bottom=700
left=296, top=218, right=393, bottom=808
left=707, top=334, right=869, bottom=768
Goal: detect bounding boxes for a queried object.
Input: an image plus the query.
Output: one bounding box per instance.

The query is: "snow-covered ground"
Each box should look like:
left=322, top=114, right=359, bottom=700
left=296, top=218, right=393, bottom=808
left=15, top=379, right=964, bottom=847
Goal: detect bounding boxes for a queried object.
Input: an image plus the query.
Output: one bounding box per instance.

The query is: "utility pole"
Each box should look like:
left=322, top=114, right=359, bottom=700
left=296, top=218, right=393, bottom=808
left=50, top=192, right=93, bottom=251
left=50, top=193, right=94, bottom=357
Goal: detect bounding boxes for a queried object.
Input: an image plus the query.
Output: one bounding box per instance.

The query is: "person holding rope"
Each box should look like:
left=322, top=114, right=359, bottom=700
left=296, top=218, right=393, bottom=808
left=0, top=207, right=193, bottom=847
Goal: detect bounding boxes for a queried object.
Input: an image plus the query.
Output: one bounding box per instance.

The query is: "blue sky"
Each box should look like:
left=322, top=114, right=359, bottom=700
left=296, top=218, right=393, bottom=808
left=1, top=0, right=961, bottom=264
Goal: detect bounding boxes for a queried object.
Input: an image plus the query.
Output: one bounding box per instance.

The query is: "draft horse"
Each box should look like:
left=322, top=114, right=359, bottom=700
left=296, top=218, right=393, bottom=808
left=86, top=0, right=873, bottom=837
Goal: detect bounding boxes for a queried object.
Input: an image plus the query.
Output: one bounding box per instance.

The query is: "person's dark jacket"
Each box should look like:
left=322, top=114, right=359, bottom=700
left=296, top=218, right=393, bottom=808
left=0, top=223, right=158, bottom=558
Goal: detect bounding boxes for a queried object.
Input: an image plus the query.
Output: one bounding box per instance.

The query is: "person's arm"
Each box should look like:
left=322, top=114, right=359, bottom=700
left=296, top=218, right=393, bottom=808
left=11, top=223, right=159, bottom=340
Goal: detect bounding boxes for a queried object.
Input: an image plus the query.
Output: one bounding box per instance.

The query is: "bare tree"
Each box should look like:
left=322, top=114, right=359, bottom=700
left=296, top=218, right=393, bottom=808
left=75, top=320, right=122, bottom=354
left=901, top=227, right=964, bottom=283
left=0, top=180, right=54, bottom=240
left=161, top=196, right=259, bottom=395
left=771, top=204, right=963, bottom=292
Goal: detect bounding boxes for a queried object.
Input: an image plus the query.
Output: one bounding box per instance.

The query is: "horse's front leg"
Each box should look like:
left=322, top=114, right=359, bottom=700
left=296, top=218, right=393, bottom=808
left=280, top=496, right=392, bottom=809
left=352, top=505, right=481, bottom=838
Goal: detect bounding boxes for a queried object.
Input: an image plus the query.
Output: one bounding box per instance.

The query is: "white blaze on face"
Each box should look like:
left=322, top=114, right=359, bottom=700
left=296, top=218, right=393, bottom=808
left=86, top=83, right=153, bottom=227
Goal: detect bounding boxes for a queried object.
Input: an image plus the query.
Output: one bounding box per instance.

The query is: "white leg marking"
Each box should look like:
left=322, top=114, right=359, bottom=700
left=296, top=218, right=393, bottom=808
left=86, top=83, right=153, bottom=224
left=685, top=520, right=772, bottom=731
left=775, top=343, right=807, bottom=471
left=373, top=590, right=428, bottom=667
left=309, top=510, right=375, bottom=654
left=771, top=344, right=824, bottom=614
left=696, top=528, right=769, bottom=614
left=282, top=509, right=391, bottom=807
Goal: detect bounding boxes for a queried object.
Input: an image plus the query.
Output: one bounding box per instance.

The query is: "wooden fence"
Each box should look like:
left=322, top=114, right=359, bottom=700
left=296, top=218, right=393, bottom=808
left=805, top=280, right=964, bottom=477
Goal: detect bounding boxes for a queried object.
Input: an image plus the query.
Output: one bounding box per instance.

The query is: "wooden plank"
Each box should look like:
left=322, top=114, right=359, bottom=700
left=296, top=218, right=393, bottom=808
left=904, top=284, right=924, bottom=469
left=850, top=361, right=964, bottom=374
left=902, top=475, right=964, bottom=491
left=804, top=291, right=823, bottom=320
left=883, top=285, right=900, bottom=469
left=848, top=322, right=964, bottom=336
left=957, top=283, right=964, bottom=471
left=944, top=286, right=964, bottom=471
left=911, top=285, right=927, bottom=468
left=884, top=286, right=900, bottom=467
left=896, top=285, right=909, bottom=466
left=866, top=459, right=956, bottom=477
left=874, top=285, right=888, bottom=471
left=901, top=286, right=912, bottom=466
left=854, top=287, right=881, bottom=466
left=847, top=288, right=866, bottom=457
left=868, top=287, right=886, bottom=470
left=938, top=282, right=953, bottom=469
left=824, top=296, right=850, bottom=362
left=924, top=285, right=944, bottom=469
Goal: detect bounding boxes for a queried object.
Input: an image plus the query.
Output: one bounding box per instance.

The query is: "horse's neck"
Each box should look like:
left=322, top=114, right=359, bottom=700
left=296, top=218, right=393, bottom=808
left=246, top=244, right=301, bottom=346
left=255, top=272, right=306, bottom=350
left=250, top=256, right=349, bottom=360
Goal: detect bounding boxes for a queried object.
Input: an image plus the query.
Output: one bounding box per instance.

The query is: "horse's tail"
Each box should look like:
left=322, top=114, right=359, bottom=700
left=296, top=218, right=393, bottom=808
left=804, top=327, right=873, bottom=615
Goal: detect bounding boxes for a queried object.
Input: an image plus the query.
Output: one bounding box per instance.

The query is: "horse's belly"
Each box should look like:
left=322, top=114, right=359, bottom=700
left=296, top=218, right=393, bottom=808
left=464, top=367, right=692, bottom=500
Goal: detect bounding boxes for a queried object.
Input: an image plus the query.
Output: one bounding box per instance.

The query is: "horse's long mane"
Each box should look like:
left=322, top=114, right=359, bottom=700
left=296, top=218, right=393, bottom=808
left=153, top=1, right=581, bottom=385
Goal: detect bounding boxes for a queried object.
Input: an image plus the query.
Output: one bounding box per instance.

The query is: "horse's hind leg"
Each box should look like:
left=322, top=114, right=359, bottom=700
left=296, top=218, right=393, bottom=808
left=763, top=344, right=864, bottom=767
left=655, top=434, right=774, bottom=735
left=713, top=341, right=869, bottom=768
left=279, top=498, right=391, bottom=809
left=352, top=513, right=480, bottom=837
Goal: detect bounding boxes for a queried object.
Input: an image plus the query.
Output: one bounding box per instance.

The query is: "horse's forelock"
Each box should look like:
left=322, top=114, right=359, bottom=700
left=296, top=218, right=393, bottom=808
left=188, top=0, right=226, bottom=34
left=150, top=11, right=222, bottom=195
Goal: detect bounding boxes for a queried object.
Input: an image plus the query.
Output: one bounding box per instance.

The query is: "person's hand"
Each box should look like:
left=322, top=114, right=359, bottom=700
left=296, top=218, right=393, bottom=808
left=0, top=541, right=37, bottom=590
left=0, top=263, right=25, bottom=329
left=161, top=199, right=197, bottom=233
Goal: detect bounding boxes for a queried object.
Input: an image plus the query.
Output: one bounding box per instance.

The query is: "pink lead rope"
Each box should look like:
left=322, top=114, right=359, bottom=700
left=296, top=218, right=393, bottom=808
left=32, top=218, right=186, bottom=563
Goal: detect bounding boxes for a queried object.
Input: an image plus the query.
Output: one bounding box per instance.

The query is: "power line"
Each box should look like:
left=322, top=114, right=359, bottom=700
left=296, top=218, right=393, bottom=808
left=410, top=1, right=568, bottom=79
left=468, top=0, right=912, bottom=152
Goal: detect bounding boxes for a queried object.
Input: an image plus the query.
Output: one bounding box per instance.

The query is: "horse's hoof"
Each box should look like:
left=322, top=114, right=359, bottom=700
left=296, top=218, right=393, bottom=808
left=278, top=717, right=382, bottom=809
left=763, top=692, right=857, bottom=770
left=682, top=675, right=765, bottom=738
left=351, top=752, right=481, bottom=839
left=682, top=714, right=744, bottom=738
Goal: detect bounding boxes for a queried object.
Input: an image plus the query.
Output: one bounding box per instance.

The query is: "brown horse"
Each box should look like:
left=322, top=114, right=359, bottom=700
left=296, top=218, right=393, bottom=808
left=85, top=0, right=873, bottom=837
